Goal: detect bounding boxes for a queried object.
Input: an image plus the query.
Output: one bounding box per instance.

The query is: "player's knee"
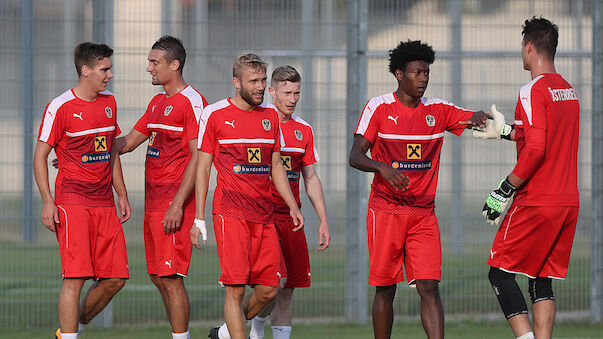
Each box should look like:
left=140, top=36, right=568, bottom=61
left=101, top=278, right=126, bottom=294
left=415, top=279, right=439, bottom=298
left=262, top=287, right=278, bottom=302
left=488, top=267, right=528, bottom=319
left=375, top=284, right=397, bottom=301
left=528, top=277, right=554, bottom=304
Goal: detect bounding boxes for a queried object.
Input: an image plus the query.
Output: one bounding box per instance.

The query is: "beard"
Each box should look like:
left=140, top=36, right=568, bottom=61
left=240, top=87, right=264, bottom=107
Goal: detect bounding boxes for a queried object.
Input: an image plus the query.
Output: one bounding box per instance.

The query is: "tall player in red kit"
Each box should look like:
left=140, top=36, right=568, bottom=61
left=349, top=40, right=487, bottom=339
left=475, top=17, right=580, bottom=339
left=114, top=36, right=207, bottom=339
left=33, top=42, right=130, bottom=339
left=193, top=54, right=303, bottom=339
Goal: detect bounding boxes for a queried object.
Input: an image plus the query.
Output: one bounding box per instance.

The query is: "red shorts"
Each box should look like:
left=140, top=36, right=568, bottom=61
left=488, top=205, right=578, bottom=279
left=56, top=204, right=129, bottom=279
left=367, top=209, right=441, bottom=286
left=143, top=211, right=194, bottom=277
left=213, top=214, right=281, bottom=287
left=274, top=217, right=311, bottom=288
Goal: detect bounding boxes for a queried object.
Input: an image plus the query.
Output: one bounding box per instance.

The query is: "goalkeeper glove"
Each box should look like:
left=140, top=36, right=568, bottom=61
left=483, top=177, right=516, bottom=225
left=473, top=104, right=513, bottom=140
left=194, top=218, right=207, bottom=243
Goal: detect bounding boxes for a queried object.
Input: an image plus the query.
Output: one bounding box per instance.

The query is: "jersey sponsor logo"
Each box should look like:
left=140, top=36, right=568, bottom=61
left=407, top=144, right=421, bottom=159
left=149, top=131, right=157, bottom=146
left=233, top=164, right=270, bottom=174
left=391, top=160, right=432, bottom=171
left=73, top=112, right=83, bottom=120
left=280, top=155, right=292, bottom=170
left=294, top=129, right=303, bottom=141
left=94, top=136, right=107, bottom=152
left=224, top=120, right=235, bottom=128
left=425, top=115, right=435, bottom=127
left=286, top=171, right=300, bottom=182
left=247, top=147, right=261, bottom=163
left=105, top=106, right=112, bottom=118
left=164, top=105, right=173, bottom=116
left=147, top=147, right=160, bottom=158
left=387, top=115, right=399, bottom=125
left=81, top=152, right=110, bottom=163
left=548, top=87, right=578, bottom=102
left=262, top=119, right=271, bottom=131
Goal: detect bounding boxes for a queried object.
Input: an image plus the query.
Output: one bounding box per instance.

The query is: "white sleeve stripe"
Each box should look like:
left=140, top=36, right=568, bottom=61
left=198, top=99, right=229, bottom=146
left=519, top=75, right=544, bottom=126
left=180, top=86, right=206, bottom=123
left=147, top=123, right=184, bottom=132
left=514, top=120, right=523, bottom=125
left=65, top=126, right=116, bottom=137
left=218, top=138, right=275, bottom=145
left=281, top=147, right=305, bottom=153
left=377, top=132, right=444, bottom=140
left=356, top=93, right=396, bottom=134
left=39, top=90, right=76, bottom=142
left=313, top=146, right=320, bottom=162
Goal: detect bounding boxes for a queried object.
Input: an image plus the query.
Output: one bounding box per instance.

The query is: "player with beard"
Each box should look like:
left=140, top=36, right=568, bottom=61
left=192, top=53, right=304, bottom=339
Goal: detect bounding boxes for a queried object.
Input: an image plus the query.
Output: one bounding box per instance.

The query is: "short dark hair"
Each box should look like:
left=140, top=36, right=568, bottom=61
left=233, top=53, right=267, bottom=78
left=388, top=40, right=435, bottom=75
left=271, top=65, right=301, bottom=87
left=522, top=16, right=558, bottom=60
left=74, top=42, right=113, bottom=76
left=151, top=35, right=186, bottom=73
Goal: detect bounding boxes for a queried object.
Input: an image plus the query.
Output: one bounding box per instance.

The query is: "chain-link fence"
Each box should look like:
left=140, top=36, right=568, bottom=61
left=0, top=0, right=600, bottom=329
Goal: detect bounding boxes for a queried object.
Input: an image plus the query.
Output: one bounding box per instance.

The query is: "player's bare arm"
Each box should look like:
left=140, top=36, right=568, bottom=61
left=110, top=146, right=131, bottom=223
left=162, top=138, right=198, bottom=235
left=114, top=129, right=149, bottom=154
left=33, top=141, right=59, bottom=232
left=271, top=151, right=305, bottom=231
left=458, top=110, right=489, bottom=128
left=191, top=150, right=212, bottom=249
left=349, top=134, right=409, bottom=191
left=301, top=164, right=330, bottom=250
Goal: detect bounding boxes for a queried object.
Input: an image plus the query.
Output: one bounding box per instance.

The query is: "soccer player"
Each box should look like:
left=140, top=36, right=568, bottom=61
left=192, top=54, right=304, bottom=339
left=114, top=35, right=207, bottom=339
left=475, top=17, right=579, bottom=339
left=348, top=40, right=487, bottom=339
left=248, top=66, right=330, bottom=339
left=33, top=42, right=130, bottom=339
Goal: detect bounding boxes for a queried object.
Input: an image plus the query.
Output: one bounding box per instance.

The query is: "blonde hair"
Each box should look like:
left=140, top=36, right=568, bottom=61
left=233, top=53, right=267, bottom=78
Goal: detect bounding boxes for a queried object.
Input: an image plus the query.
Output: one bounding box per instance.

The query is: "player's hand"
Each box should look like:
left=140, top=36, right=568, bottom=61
left=317, top=222, right=330, bottom=251
left=482, top=178, right=516, bottom=225
left=378, top=163, right=409, bottom=191
left=289, top=207, right=304, bottom=232
left=473, top=105, right=513, bottom=140
left=117, top=195, right=131, bottom=223
left=51, top=157, right=59, bottom=169
left=41, top=202, right=60, bottom=232
left=162, top=202, right=183, bottom=235
left=191, top=218, right=207, bottom=249
left=459, top=110, right=490, bottom=128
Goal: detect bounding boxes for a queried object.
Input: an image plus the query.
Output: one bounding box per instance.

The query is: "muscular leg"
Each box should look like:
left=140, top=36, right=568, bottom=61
left=415, top=279, right=444, bottom=339
left=533, top=300, right=555, bottom=338
left=243, top=285, right=278, bottom=320
left=161, top=275, right=190, bottom=333
left=270, top=287, right=294, bottom=326
left=78, top=278, right=126, bottom=324
left=149, top=275, right=171, bottom=322
left=59, top=278, right=86, bottom=333
left=372, top=284, right=396, bottom=339
left=224, top=285, right=247, bottom=339
left=489, top=267, right=531, bottom=338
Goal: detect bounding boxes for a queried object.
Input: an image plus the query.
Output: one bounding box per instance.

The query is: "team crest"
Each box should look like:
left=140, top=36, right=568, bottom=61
left=425, top=115, right=435, bottom=127
left=294, top=130, right=303, bottom=141
left=247, top=147, right=261, bottom=163
left=407, top=144, right=421, bottom=160
left=164, top=105, right=173, bottom=116
left=105, top=107, right=112, bottom=118
left=94, top=136, right=107, bottom=152
left=149, top=131, right=157, bottom=146
left=281, top=155, right=292, bottom=170
left=262, top=119, right=271, bottom=131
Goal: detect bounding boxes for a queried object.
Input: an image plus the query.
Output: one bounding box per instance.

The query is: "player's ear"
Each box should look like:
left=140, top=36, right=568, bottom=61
left=268, top=86, right=275, bottom=97
left=394, top=68, right=404, bottom=81
left=81, top=64, right=90, bottom=77
left=232, top=77, right=241, bottom=90
left=171, top=59, right=180, bottom=72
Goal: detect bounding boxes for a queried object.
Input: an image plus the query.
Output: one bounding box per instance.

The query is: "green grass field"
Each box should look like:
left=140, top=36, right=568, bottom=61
left=9, top=320, right=603, bottom=339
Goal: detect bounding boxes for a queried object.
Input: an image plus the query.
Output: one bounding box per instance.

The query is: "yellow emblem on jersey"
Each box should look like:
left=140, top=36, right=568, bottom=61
left=281, top=155, right=292, bottom=170
left=149, top=131, right=157, bottom=146
left=248, top=147, right=261, bottom=163
left=407, top=144, right=421, bottom=160
left=94, top=136, right=107, bottom=152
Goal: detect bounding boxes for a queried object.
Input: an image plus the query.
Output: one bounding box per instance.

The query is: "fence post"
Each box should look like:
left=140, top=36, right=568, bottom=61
left=22, top=0, right=34, bottom=243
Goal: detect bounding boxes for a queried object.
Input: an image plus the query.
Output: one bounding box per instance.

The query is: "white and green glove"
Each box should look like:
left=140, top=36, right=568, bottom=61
left=482, top=178, right=517, bottom=225
left=473, top=104, right=513, bottom=140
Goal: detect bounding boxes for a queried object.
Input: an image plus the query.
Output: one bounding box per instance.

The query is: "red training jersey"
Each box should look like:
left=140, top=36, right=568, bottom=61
left=134, top=85, right=208, bottom=212
left=38, top=89, right=121, bottom=207
left=511, top=73, right=579, bottom=207
left=271, top=114, right=319, bottom=219
left=354, top=92, right=473, bottom=215
left=198, top=99, right=281, bottom=223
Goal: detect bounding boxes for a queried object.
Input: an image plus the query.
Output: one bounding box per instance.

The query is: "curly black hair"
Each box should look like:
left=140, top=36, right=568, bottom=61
left=388, top=40, right=435, bottom=75
left=522, top=16, right=558, bottom=60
